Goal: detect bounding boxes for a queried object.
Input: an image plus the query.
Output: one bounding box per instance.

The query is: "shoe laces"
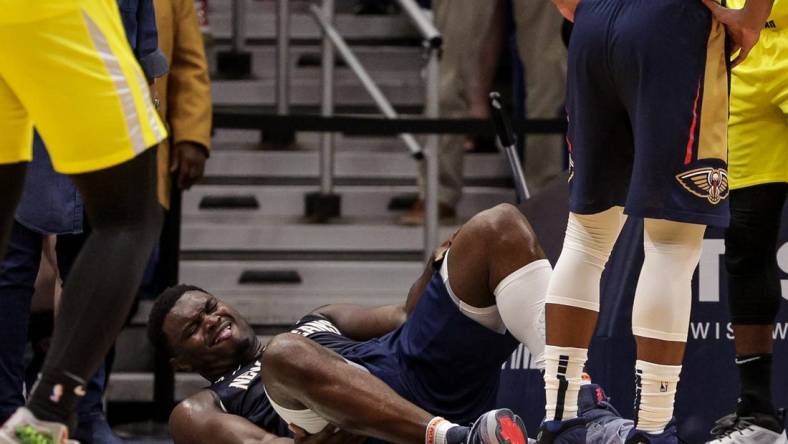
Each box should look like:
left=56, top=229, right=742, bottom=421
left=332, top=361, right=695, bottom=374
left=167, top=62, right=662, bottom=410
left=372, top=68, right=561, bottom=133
left=710, top=414, right=756, bottom=438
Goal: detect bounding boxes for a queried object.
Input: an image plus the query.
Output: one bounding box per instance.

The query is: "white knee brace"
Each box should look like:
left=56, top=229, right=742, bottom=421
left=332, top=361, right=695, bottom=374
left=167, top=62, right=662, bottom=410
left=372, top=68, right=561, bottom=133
left=546, top=207, right=627, bottom=312
left=632, top=219, right=705, bottom=342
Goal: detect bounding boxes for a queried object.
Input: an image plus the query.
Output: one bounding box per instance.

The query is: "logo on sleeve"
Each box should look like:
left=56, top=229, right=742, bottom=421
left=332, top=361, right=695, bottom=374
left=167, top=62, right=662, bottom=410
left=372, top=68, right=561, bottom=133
left=291, top=319, right=341, bottom=337
left=676, top=167, right=729, bottom=204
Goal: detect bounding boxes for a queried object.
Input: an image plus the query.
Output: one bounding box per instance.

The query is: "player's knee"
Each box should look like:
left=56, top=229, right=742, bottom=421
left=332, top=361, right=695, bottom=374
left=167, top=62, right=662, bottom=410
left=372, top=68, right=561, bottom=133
left=725, top=223, right=777, bottom=275
left=727, top=224, right=782, bottom=324
left=261, top=333, right=315, bottom=382
left=564, top=208, right=626, bottom=264
left=729, top=290, right=781, bottom=325
left=477, top=204, right=543, bottom=261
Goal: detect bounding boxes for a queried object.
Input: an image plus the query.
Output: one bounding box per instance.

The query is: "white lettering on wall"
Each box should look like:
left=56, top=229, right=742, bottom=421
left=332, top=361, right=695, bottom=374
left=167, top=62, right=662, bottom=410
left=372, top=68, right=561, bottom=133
left=697, top=240, right=788, bottom=303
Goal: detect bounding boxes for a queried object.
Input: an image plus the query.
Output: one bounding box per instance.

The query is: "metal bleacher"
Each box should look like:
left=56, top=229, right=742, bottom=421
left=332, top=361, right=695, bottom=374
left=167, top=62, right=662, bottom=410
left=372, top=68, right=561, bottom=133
left=107, top=0, right=516, bottom=403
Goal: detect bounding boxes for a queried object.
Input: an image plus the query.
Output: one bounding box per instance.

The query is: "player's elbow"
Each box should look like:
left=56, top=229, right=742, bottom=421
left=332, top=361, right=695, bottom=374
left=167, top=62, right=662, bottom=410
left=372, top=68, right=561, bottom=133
left=169, top=402, right=200, bottom=444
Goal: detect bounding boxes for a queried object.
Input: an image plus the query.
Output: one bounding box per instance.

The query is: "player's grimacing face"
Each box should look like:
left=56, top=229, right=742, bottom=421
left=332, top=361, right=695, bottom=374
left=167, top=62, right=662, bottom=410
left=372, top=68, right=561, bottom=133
left=163, top=291, right=256, bottom=371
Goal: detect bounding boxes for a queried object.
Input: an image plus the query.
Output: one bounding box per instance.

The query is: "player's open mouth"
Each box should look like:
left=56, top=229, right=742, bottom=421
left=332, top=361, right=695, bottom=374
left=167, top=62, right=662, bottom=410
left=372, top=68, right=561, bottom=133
left=212, top=320, right=233, bottom=346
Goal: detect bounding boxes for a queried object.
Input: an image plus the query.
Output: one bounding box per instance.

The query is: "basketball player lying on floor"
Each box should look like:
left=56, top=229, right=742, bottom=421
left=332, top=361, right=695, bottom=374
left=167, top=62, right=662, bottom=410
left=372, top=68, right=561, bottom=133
left=148, top=204, right=555, bottom=444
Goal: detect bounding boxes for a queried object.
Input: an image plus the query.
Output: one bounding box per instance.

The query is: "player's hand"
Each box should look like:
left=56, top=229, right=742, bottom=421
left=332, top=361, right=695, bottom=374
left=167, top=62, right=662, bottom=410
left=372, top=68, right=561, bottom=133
left=170, top=141, right=208, bottom=190
left=551, top=0, right=581, bottom=22
left=702, top=0, right=770, bottom=67
left=290, top=424, right=366, bottom=444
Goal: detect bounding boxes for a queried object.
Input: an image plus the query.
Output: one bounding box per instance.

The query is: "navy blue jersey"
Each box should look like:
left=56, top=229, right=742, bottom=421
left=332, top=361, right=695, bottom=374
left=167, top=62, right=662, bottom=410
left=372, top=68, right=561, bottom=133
left=566, top=0, right=730, bottom=226
left=208, top=360, right=291, bottom=437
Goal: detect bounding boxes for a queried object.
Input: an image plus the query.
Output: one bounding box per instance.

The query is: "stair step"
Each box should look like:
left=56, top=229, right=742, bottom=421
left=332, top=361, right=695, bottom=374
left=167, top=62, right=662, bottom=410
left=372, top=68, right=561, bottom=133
left=184, top=185, right=514, bottom=218
left=132, top=284, right=404, bottom=326
left=208, top=8, right=420, bottom=42
left=212, top=130, right=424, bottom=150
left=209, top=45, right=423, bottom=77
left=204, top=150, right=511, bottom=181
left=181, top=216, right=460, bottom=252
left=211, top=75, right=422, bottom=106
left=180, top=259, right=421, bottom=293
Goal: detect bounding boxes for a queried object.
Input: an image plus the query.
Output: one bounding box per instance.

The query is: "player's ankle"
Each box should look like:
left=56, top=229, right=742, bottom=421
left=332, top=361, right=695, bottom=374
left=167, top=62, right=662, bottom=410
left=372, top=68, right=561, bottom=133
left=736, top=353, right=775, bottom=416
left=426, top=416, right=465, bottom=444
left=27, top=368, right=86, bottom=430
left=633, top=360, right=681, bottom=433
left=543, top=345, right=587, bottom=421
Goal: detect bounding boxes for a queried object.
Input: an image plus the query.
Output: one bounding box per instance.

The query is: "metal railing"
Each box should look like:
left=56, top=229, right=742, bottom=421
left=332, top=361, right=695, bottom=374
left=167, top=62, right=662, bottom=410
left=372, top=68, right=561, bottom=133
left=276, top=0, right=290, bottom=117
left=230, top=0, right=443, bottom=258
left=308, top=0, right=443, bottom=259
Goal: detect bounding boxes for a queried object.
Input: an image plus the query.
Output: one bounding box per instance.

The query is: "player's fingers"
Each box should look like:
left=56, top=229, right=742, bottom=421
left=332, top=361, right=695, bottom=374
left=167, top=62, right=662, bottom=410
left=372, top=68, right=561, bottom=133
left=701, top=0, right=732, bottom=24
left=289, top=424, right=308, bottom=438
left=330, top=430, right=362, bottom=444
left=731, top=44, right=752, bottom=67
left=179, top=166, right=191, bottom=190
left=170, top=147, right=181, bottom=173
left=188, top=157, right=205, bottom=181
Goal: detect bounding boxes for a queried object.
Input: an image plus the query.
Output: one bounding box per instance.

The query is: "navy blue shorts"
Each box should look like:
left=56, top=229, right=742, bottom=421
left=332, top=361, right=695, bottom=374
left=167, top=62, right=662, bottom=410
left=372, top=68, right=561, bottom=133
left=342, top=270, right=519, bottom=424
left=566, top=0, right=731, bottom=227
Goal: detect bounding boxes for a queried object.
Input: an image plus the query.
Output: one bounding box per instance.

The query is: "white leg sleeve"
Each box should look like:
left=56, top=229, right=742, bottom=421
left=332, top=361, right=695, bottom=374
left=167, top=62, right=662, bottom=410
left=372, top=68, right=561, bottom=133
left=265, top=387, right=329, bottom=434
left=632, top=219, right=705, bottom=342
left=546, top=207, right=627, bottom=312
left=494, top=259, right=552, bottom=370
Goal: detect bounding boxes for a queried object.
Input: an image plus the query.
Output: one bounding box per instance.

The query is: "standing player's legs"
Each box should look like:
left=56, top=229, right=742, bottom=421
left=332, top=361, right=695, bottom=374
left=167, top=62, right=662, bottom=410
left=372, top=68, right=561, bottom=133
left=0, top=164, right=26, bottom=255
left=26, top=149, right=162, bottom=425
left=712, top=29, right=788, bottom=438
left=0, top=0, right=166, bottom=436
left=0, top=75, right=31, bottom=259
left=544, top=207, right=627, bottom=424
left=539, top=0, right=634, bottom=437
left=630, top=219, right=704, bottom=432
left=725, top=184, right=787, bottom=417
left=616, top=0, right=727, bottom=438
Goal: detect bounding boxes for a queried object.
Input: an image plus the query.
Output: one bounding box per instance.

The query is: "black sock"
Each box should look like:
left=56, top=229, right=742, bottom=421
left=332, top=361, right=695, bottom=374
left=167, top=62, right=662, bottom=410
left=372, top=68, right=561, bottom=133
left=27, top=368, right=86, bottom=429
left=736, top=353, right=775, bottom=416
left=446, top=425, right=470, bottom=444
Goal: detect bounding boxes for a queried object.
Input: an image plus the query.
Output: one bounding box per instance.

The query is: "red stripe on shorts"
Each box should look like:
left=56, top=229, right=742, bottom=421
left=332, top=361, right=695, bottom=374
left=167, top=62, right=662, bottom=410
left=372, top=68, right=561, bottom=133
left=684, top=80, right=702, bottom=165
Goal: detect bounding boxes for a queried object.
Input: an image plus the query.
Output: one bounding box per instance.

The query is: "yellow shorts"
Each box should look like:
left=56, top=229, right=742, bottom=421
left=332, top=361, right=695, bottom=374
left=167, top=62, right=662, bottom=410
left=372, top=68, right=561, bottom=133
left=728, top=17, right=788, bottom=189
left=0, top=0, right=167, bottom=174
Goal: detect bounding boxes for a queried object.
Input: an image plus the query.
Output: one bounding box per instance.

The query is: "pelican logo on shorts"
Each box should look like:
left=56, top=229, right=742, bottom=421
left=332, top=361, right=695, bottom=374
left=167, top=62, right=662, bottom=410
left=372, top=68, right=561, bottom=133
left=676, top=167, right=729, bottom=204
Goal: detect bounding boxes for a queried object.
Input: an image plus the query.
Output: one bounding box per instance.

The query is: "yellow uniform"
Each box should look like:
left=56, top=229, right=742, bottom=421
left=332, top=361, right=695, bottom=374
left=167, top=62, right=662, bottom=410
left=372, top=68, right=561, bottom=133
left=727, top=0, right=788, bottom=189
left=0, top=0, right=166, bottom=174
